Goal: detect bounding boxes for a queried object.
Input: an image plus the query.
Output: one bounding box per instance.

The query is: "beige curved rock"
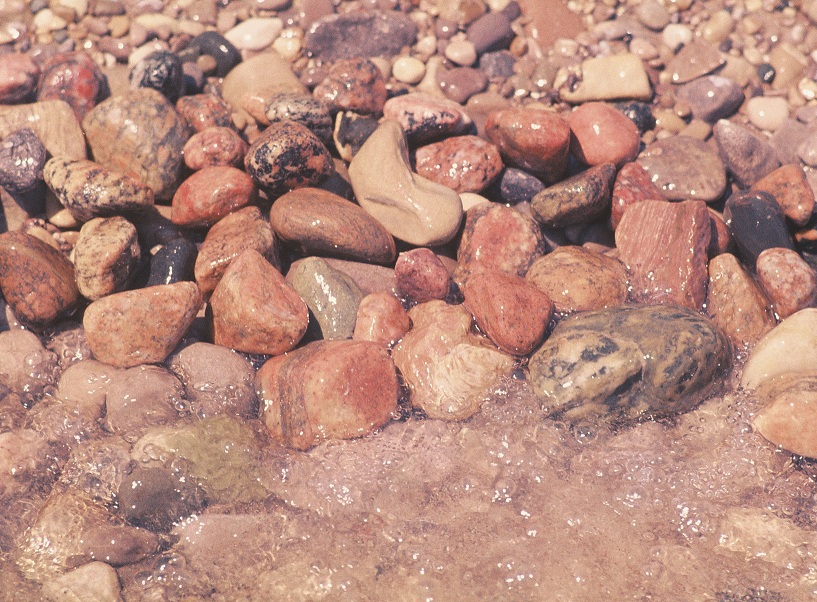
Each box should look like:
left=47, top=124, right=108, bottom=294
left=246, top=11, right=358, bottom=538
left=348, top=120, right=463, bottom=246
left=42, top=561, right=123, bottom=602
left=559, top=54, right=652, bottom=103
left=0, top=100, right=86, bottom=160
left=221, top=51, right=307, bottom=120
left=752, top=373, right=817, bottom=458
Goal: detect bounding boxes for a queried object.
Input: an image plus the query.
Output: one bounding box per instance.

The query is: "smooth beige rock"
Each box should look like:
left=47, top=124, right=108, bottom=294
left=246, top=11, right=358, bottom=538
left=752, top=373, right=817, bottom=458
left=221, top=52, right=307, bottom=116
left=559, top=54, right=652, bottom=103
left=42, top=561, right=123, bottom=602
left=348, top=120, right=463, bottom=246
left=0, top=100, right=85, bottom=160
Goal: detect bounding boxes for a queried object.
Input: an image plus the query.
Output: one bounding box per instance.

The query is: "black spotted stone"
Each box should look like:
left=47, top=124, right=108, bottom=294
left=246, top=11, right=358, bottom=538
left=488, top=167, right=545, bottom=204
left=0, top=128, right=46, bottom=193
left=615, top=101, right=656, bottom=133
left=724, top=189, right=794, bottom=266
left=146, top=237, right=198, bottom=287
left=184, top=31, right=242, bottom=77
left=265, top=92, right=333, bottom=144
left=130, top=51, right=185, bottom=103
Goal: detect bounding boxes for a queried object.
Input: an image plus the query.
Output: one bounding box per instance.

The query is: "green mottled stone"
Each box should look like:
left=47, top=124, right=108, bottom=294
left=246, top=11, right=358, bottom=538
left=528, top=304, right=731, bottom=423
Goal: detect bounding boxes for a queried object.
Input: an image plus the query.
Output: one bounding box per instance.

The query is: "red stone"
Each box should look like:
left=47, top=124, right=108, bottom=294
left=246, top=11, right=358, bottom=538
left=313, top=58, right=387, bottom=115
left=395, top=248, right=451, bottom=303
left=175, top=93, right=234, bottom=132
left=183, top=126, right=248, bottom=171
left=352, top=292, right=410, bottom=346
left=415, top=135, right=503, bottom=193
left=568, top=102, right=641, bottom=168
left=37, top=51, right=108, bottom=120
left=171, top=166, right=257, bottom=228
left=610, top=161, right=666, bottom=229
left=752, top=163, right=815, bottom=228
left=756, top=247, right=817, bottom=319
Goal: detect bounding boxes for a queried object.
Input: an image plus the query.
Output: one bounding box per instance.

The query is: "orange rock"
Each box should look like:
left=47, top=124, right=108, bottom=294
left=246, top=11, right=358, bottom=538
left=172, top=166, right=257, bottom=228
left=568, top=102, right=641, bottom=168
left=352, top=292, right=410, bottom=346
left=752, top=163, right=815, bottom=227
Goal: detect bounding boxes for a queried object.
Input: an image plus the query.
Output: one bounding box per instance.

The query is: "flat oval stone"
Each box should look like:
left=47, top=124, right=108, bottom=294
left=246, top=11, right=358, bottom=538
left=485, top=108, right=570, bottom=185
left=610, top=161, right=665, bottom=229
left=269, top=187, right=396, bottom=264
left=637, top=135, right=727, bottom=202
left=568, top=103, right=640, bottom=168
left=752, top=374, right=817, bottom=459
left=104, top=364, right=182, bottom=435
left=245, top=120, right=334, bottom=197
left=531, top=163, right=616, bottom=228
left=529, top=305, right=730, bottom=423
left=175, top=94, right=234, bottom=133
left=0, top=101, right=86, bottom=160
left=751, top=163, right=815, bottom=227
left=265, top=92, right=333, bottom=143
left=713, top=119, right=781, bottom=188
left=37, top=51, right=108, bottom=120
left=304, top=10, right=418, bottom=61
left=666, top=40, right=725, bottom=84
left=183, top=126, right=248, bottom=171
left=395, top=248, right=451, bottom=304
left=0, top=231, right=78, bottom=330
left=313, top=58, right=387, bottom=115
left=466, top=10, right=514, bottom=54
left=171, top=166, right=256, bottom=229
left=83, top=281, right=202, bottom=368
left=489, top=167, right=545, bottom=204
left=756, top=247, right=817, bottom=320
left=73, top=216, right=141, bottom=301
left=0, top=53, right=39, bottom=103
left=184, top=31, right=241, bottom=77
left=286, top=256, right=364, bottom=340
left=146, top=238, right=198, bottom=287
left=129, top=50, right=184, bottom=102
left=221, top=51, right=307, bottom=118
left=559, top=54, right=652, bottom=103
left=723, top=190, right=793, bottom=266
left=82, top=88, right=191, bottom=201
left=257, top=339, right=398, bottom=450
left=224, top=17, right=283, bottom=51
left=43, top=157, right=155, bottom=222
left=0, top=128, right=47, bottom=193
left=382, top=92, right=472, bottom=143
left=437, top=66, right=489, bottom=104
left=675, top=76, right=744, bottom=123
left=414, top=135, right=503, bottom=193
left=352, top=291, right=410, bottom=347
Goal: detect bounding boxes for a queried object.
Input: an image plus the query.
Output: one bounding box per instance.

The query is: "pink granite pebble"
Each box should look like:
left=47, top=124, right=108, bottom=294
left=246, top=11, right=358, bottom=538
left=414, top=135, right=503, bottom=193
left=0, top=54, right=39, bottom=104
left=183, top=127, right=248, bottom=171
left=395, top=248, right=451, bottom=303
left=171, top=166, right=257, bottom=229
left=568, top=102, right=641, bottom=168
left=382, top=92, right=472, bottom=142
left=352, top=292, right=411, bottom=346
left=756, top=247, right=817, bottom=319
left=751, top=164, right=815, bottom=228
left=175, top=94, right=235, bottom=132
left=313, top=58, right=387, bottom=115
left=610, top=161, right=666, bottom=229
left=37, top=51, right=108, bottom=120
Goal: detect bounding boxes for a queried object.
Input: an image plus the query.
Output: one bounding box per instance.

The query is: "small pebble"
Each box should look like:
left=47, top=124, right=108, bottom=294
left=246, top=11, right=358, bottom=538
left=73, top=216, right=141, bottom=301
left=438, top=66, right=489, bottom=104
left=723, top=190, right=793, bottom=266
left=382, top=92, right=472, bottom=142
left=392, top=56, right=425, bottom=84
left=395, top=248, right=451, bottom=304
left=746, top=96, right=790, bottom=132
left=0, top=128, right=46, bottom=193
left=304, top=10, right=418, bottom=61
left=444, top=37, right=478, bottom=67
left=175, top=94, right=234, bottom=132
left=352, top=291, right=410, bottom=346
left=414, top=135, right=503, bottom=193
left=0, top=54, right=40, bottom=104
left=265, top=92, right=333, bottom=143
left=637, top=135, right=726, bottom=201
left=224, top=17, right=282, bottom=51
left=129, top=50, right=184, bottom=102
left=752, top=163, right=815, bottom=227
left=756, top=247, right=817, bottom=319
left=313, top=58, right=387, bottom=115
left=714, top=119, right=781, bottom=188
left=531, top=163, right=617, bottom=229
left=568, top=102, right=641, bottom=168
left=183, top=126, right=248, bottom=171
left=37, top=51, right=108, bottom=120
left=145, top=238, right=197, bottom=287
left=171, top=166, right=257, bottom=229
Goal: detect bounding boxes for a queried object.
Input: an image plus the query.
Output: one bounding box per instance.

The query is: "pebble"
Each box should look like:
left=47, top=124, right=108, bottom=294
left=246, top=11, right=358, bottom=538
left=352, top=291, right=410, bottom=346
left=224, top=17, right=282, bottom=51
left=0, top=231, right=78, bottom=330
left=713, top=119, right=781, bottom=189
left=637, top=135, right=727, bottom=201
left=559, top=54, right=652, bottom=103
left=568, top=103, right=640, bottom=168
left=756, top=247, right=817, bottom=320
left=616, top=199, right=711, bottom=310
left=0, top=128, right=46, bottom=193
left=797, top=130, right=817, bottom=167
left=381, top=92, right=472, bottom=143
left=184, top=30, right=241, bottom=77
left=129, top=50, right=184, bottom=102
left=348, top=119, right=463, bottom=247
left=531, top=163, right=617, bottom=229
left=332, top=112, right=379, bottom=161
left=175, top=93, right=234, bottom=132
left=0, top=101, right=86, bottom=160
left=490, top=167, right=544, bottom=204
left=313, top=58, right=388, bottom=115
left=529, top=305, right=729, bottom=423
left=145, top=237, right=197, bottom=287
left=635, top=0, right=670, bottom=30
left=674, top=75, right=745, bottom=123
left=392, top=300, right=515, bottom=420
left=286, top=256, right=364, bottom=340
left=220, top=52, right=307, bottom=117
left=41, top=562, right=122, bottom=602
left=484, top=108, right=570, bottom=185
left=751, top=163, right=815, bottom=227
left=73, top=216, right=140, bottom=301
left=257, top=339, right=398, bottom=450
left=414, top=135, right=503, bottom=193
left=752, top=374, right=817, bottom=458
left=0, top=329, right=59, bottom=407
left=392, top=56, right=426, bottom=84
left=706, top=252, right=776, bottom=348
left=525, top=245, right=628, bottom=314
left=746, top=96, right=790, bottom=132
left=444, top=37, right=478, bottom=67
left=323, top=257, right=397, bottom=296
left=171, top=166, right=256, bottom=229
left=194, top=206, right=279, bottom=294
left=269, top=187, right=396, bottom=265
left=37, top=51, right=108, bottom=120
left=437, top=66, right=488, bottom=104
left=82, top=88, right=191, bottom=201
left=82, top=281, right=202, bottom=368
left=104, top=364, right=182, bottom=435
left=0, top=54, right=39, bottom=104
left=723, top=190, right=793, bottom=266
left=667, top=40, right=725, bottom=84
left=438, top=0, right=486, bottom=26
left=43, top=158, right=155, bottom=222
left=265, top=93, right=333, bottom=143
left=462, top=270, right=553, bottom=355
left=244, top=120, right=334, bottom=197
left=183, top=126, right=247, bottom=171
left=466, top=11, right=514, bottom=54
left=479, top=50, right=516, bottom=79
left=304, top=10, right=418, bottom=60
left=394, top=248, right=451, bottom=304
left=610, top=161, right=665, bottom=229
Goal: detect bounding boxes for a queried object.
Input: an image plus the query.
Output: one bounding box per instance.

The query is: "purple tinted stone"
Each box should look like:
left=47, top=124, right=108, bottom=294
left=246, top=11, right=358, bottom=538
left=724, top=189, right=794, bottom=266
left=304, top=10, right=418, bottom=61
left=438, top=67, right=489, bottom=103
left=479, top=50, right=516, bottom=79
left=466, top=12, right=514, bottom=54
left=676, top=75, right=744, bottom=123
left=488, top=167, right=545, bottom=204
left=130, top=50, right=185, bottom=102
left=0, top=128, right=47, bottom=193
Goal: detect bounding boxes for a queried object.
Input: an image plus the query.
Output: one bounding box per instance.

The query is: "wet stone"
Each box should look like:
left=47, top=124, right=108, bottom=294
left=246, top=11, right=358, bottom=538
left=414, top=135, right=503, bottom=194
left=437, top=66, right=489, bottom=104
left=490, top=167, right=545, bottom=204
left=529, top=305, right=730, bottom=424
left=713, top=119, right=781, bottom=189
left=0, top=100, right=86, bottom=161
left=313, top=58, right=387, bottom=115
left=37, top=51, right=109, bottom=120
left=183, top=126, right=248, bottom=171
left=382, top=92, right=472, bottom=143
left=333, top=112, right=380, bottom=161
left=171, top=166, right=256, bottom=229
left=0, top=128, right=46, bottom=193
left=466, top=10, right=514, bottom=54
left=637, top=135, right=727, bottom=202
left=0, top=329, right=59, bottom=407
left=752, top=373, right=817, bottom=459
left=224, top=17, right=283, bottom=52
left=751, top=163, right=815, bottom=228
left=146, top=237, right=197, bottom=287
left=42, top=562, right=123, bottom=602
left=755, top=247, right=817, bottom=320
left=184, top=31, right=241, bottom=77
left=117, top=465, right=206, bottom=533
left=479, top=50, right=516, bottom=79
left=352, top=291, right=410, bottom=346
left=129, top=50, right=184, bottom=102
left=265, top=92, right=333, bottom=143
left=73, top=216, right=141, bottom=301
left=304, top=10, right=418, bottom=61
left=0, top=53, right=39, bottom=104
left=104, top=364, right=183, bottom=436
left=723, top=190, right=793, bottom=266
left=568, top=103, right=641, bottom=168
left=221, top=52, right=308, bottom=120
left=175, top=93, right=234, bottom=133
left=667, top=40, right=725, bottom=84
left=395, top=247, right=451, bottom=304
left=531, top=163, right=616, bottom=229
left=614, top=101, right=656, bottom=134
left=610, top=161, right=665, bottom=229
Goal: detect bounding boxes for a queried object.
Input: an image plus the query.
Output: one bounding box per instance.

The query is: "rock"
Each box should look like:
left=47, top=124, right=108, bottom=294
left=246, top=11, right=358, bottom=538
left=559, top=54, right=652, bottom=103
left=209, top=249, right=308, bottom=355
left=224, top=17, right=282, bottom=51
left=0, top=329, right=59, bottom=407
left=323, top=257, right=396, bottom=296
left=462, top=270, right=552, bottom=355
left=54, top=360, right=118, bottom=419
left=610, top=161, right=665, bottom=229
left=479, top=50, right=516, bottom=79
left=42, top=561, right=123, bottom=602
left=129, top=50, right=184, bottom=102
left=414, top=135, right=503, bottom=193
left=518, top=0, right=584, bottom=46
left=304, top=10, right=418, bottom=61
left=528, top=305, right=730, bottom=423
left=171, top=166, right=256, bottom=229
left=348, top=120, right=463, bottom=247
left=221, top=52, right=307, bottom=120
left=392, top=300, right=515, bottom=420
left=185, top=31, right=241, bottom=77
left=257, top=339, right=398, bottom=450
left=444, top=38, right=477, bottom=67
left=82, top=88, right=191, bottom=201
left=675, top=75, right=745, bottom=123
left=666, top=40, right=725, bottom=84
left=752, top=374, right=817, bottom=458
left=175, top=93, right=234, bottom=132
left=313, top=58, right=387, bottom=115
left=437, top=66, right=489, bottom=103
left=568, top=103, right=640, bottom=168
left=352, top=292, right=410, bottom=346
left=146, top=238, right=197, bottom=287
left=194, top=206, right=279, bottom=294
left=0, top=53, right=39, bottom=104
left=489, top=167, right=545, bottom=204
left=395, top=248, right=451, bottom=303
left=708, top=208, right=733, bottom=256
left=37, top=51, right=109, bottom=120
left=706, top=252, right=775, bottom=348
left=770, top=118, right=809, bottom=165
left=616, top=200, right=711, bottom=310
left=265, top=92, right=333, bottom=143
left=751, top=163, right=815, bottom=227
left=286, top=256, right=364, bottom=340
left=82, top=281, right=202, bottom=368
left=756, top=247, right=817, bottom=320
left=183, top=126, right=248, bottom=171
left=615, top=100, right=656, bottom=133
left=637, top=135, right=727, bottom=201
left=0, top=232, right=78, bottom=330
left=723, top=190, right=793, bottom=266
left=713, top=119, right=781, bottom=188
left=0, top=100, right=86, bottom=160
left=466, top=10, right=514, bottom=54
left=244, top=120, right=334, bottom=197
left=0, top=128, right=46, bottom=193
left=116, top=464, right=205, bottom=533
left=73, top=216, right=141, bottom=301
left=525, top=245, right=628, bottom=314
left=484, top=108, right=570, bottom=184
left=745, top=96, right=789, bottom=132
left=44, top=158, right=155, bottom=222
left=332, top=112, right=379, bottom=161
left=381, top=92, right=472, bottom=143
left=104, top=364, right=183, bottom=436
left=531, top=163, right=616, bottom=228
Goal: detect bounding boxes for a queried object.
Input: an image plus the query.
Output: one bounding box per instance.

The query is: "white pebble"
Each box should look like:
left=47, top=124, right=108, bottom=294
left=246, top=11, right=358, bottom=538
left=459, top=192, right=490, bottom=211
left=128, top=40, right=169, bottom=66
left=225, top=17, right=283, bottom=51
left=273, top=34, right=301, bottom=60
left=414, top=35, right=437, bottom=62
left=746, top=96, right=790, bottom=131
left=662, top=23, right=692, bottom=51
left=33, top=9, right=68, bottom=33
left=444, top=37, right=477, bottom=67
left=393, top=56, right=426, bottom=84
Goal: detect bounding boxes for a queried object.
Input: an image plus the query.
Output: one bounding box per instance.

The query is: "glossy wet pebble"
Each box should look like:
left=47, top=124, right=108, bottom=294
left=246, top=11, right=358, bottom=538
left=755, top=247, right=817, bottom=320
left=610, top=161, right=665, bottom=229
left=183, top=126, right=247, bottom=171
left=675, top=75, right=744, bottom=123
left=146, top=238, right=197, bottom=287
left=723, top=190, right=793, bottom=266
left=713, top=119, right=781, bottom=188
left=37, top=51, right=108, bottom=120
left=568, top=103, right=640, bottom=168
left=0, top=329, right=59, bottom=406
left=531, top=163, right=616, bottom=228
left=0, top=53, right=39, bottom=103
left=750, top=163, right=815, bottom=227
left=175, top=93, right=234, bottom=132
left=352, top=292, right=410, bottom=346
left=382, top=92, right=472, bottom=143
left=395, top=248, right=451, bottom=304
left=637, top=135, right=726, bottom=201
left=73, top=216, right=140, bottom=301
left=171, top=166, right=256, bottom=229
left=0, top=128, right=46, bottom=193
left=129, top=50, right=184, bottom=102
left=414, top=135, right=503, bottom=193
left=265, top=92, right=333, bottom=143
left=104, top=364, right=182, bottom=435
left=313, top=58, right=387, bottom=115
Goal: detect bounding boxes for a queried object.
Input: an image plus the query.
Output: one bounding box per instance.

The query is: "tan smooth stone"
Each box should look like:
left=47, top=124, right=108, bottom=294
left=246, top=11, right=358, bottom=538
left=559, top=54, right=652, bottom=103
left=0, top=100, right=85, bottom=160
left=752, top=374, right=817, bottom=458
left=221, top=52, right=307, bottom=115
left=352, top=291, right=410, bottom=347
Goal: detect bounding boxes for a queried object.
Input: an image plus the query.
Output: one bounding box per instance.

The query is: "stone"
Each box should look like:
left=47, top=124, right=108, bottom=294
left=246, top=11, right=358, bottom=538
left=751, top=164, right=815, bottom=227
left=438, top=0, right=486, bottom=25
left=769, top=118, right=809, bottom=165
left=616, top=200, right=711, bottom=310
left=756, top=247, right=817, bottom=320
left=666, top=40, right=725, bottom=84
left=286, top=256, right=364, bottom=340
left=0, top=101, right=86, bottom=160
left=723, top=190, right=793, bottom=266
left=745, top=96, right=789, bottom=132
left=83, top=282, right=202, bottom=368
left=559, top=54, right=652, bottom=103
left=395, top=248, right=451, bottom=303
left=116, top=464, right=205, bottom=533
left=445, top=38, right=478, bottom=67
left=518, top=0, right=583, bottom=47
left=323, top=257, right=396, bottom=296
left=615, top=100, right=656, bottom=133
left=0, top=128, right=46, bottom=194
left=414, top=135, right=503, bottom=193
left=171, top=166, right=256, bottom=229
left=466, top=11, right=514, bottom=54
left=490, top=168, right=545, bottom=204
left=304, top=10, right=418, bottom=61
left=104, top=364, right=183, bottom=435
left=568, top=103, right=641, bottom=168
left=269, top=187, right=396, bottom=264
left=82, top=88, right=191, bottom=201
left=484, top=108, right=570, bottom=185
left=0, top=53, right=39, bottom=104
left=257, top=339, right=398, bottom=450
left=332, top=112, right=380, bottom=161
left=461, top=270, right=552, bottom=355
left=245, top=120, right=334, bottom=198
left=675, top=75, right=744, bottom=123
left=531, top=163, right=616, bottom=228
left=37, top=51, right=109, bottom=120
left=183, top=126, right=248, bottom=171
left=54, top=360, right=118, bottom=419
left=637, top=135, right=727, bottom=202
left=610, top=161, right=665, bottom=229
left=348, top=120, right=463, bottom=247
left=73, top=216, right=141, bottom=301
left=0, top=329, right=59, bottom=407
left=129, top=50, right=184, bottom=102
left=437, top=66, right=489, bottom=104
left=224, top=17, right=282, bottom=51
left=313, top=58, right=387, bottom=115
left=529, top=305, right=730, bottom=423
left=184, top=31, right=241, bottom=77
left=751, top=374, right=817, bottom=458
left=0, top=232, right=78, bottom=330
left=382, top=92, right=472, bottom=143
left=392, top=300, right=515, bottom=420
left=175, top=94, right=234, bottom=132
left=713, top=119, right=781, bottom=189
left=525, top=246, right=628, bottom=314
left=352, top=292, right=410, bottom=347
left=194, top=206, right=279, bottom=294
left=798, top=130, right=817, bottom=167
left=42, top=562, right=123, bottom=602
left=479, top=50, right=516, bottom=79
left=265, top=92, right=333, bottom=143
left=146, top=238, right=198, bottom=287
left=221, top=52, right=307, bottom=119
left=393, top=56, right=426, bottom=84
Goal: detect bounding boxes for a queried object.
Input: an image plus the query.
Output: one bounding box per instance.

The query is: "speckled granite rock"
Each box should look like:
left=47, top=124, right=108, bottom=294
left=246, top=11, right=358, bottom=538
left=183, top=127, right=248, bottom=171
left=175, top=94, right=234, bottom=132
left=73, top=216, right=141, bottom=301
left=313, top=58, right=387, bottom=115
left=529, top=305, right=730, bottom=423
left=381, top=92, right=472, bottom=143
left=171, top=166, right=256, bottom=229
left=414, top=135, right=503, bottom=193
left=395, top=248, right=451, bottom=303
left=755, top=247, right=817, bottom=320
left=531, top=163, right=616, bottom=228
left=0, top=128, right=46, bottom=193
left=265, top=92, right=333, bottom=143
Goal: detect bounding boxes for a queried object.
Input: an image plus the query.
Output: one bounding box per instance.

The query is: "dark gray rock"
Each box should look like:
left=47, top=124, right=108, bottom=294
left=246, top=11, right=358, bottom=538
left=129, top=50, right=185, bottom=102
left=531, top=163, right=616, bottom=228
left=466, top=11, right=514, bottom=54
left=183, top=31, right=241, bottom=77
left=146, top=238, right=198, bottom=287
left=0, top=128, right=46, bottom=193
left=724, top=189, right=794, bottom=266
left=490, top=167, right=545, bottom=203
left=304, top=10, right=418, bottom=61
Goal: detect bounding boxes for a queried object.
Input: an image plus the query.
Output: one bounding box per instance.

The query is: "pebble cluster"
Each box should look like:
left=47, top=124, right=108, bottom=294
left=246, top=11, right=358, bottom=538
left=2, top=0, right=817, bottom=598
